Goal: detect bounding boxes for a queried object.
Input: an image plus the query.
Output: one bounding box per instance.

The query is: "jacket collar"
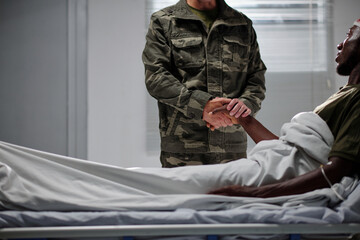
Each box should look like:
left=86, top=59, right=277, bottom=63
left=172, top=0, right=247, bottom=25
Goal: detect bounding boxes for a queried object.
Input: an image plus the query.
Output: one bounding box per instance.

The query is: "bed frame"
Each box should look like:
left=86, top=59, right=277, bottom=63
left=1, top=223, right=359, bottom=239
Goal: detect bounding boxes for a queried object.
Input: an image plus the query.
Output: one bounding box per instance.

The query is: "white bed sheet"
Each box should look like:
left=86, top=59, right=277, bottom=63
left=0, top=182, right=359, bottom=228
left=0, top=112, right=360, bottom=239
left=2, top=112, right=355, bottom=213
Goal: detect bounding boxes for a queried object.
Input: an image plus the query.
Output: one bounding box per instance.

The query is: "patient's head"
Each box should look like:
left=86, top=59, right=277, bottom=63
left=336, top=19, right=360, bottom=76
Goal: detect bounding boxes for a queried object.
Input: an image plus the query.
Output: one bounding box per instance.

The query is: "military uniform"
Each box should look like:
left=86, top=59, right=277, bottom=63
left=142, top=0, right=266, bottom=167
left=314, top=84, right=360, bottom=163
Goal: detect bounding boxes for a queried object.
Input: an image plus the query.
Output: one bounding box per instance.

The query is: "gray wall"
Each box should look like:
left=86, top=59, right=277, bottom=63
left=0, top=0, right=87, bottom=157
left=0, top=0, right=68, bottom=154
left=87, top=0, right=151, bottom=167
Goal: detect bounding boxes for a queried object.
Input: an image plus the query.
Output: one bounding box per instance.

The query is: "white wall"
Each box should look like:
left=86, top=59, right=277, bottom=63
left=87, top=0, right=160, bottom=167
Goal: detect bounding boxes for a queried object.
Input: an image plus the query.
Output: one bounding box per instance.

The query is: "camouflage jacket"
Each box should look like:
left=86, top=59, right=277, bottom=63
left=142, top=0, right=266, bottom=154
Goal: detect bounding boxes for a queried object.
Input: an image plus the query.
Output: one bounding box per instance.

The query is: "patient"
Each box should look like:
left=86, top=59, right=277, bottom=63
left=207, top=19, right=360, bottom=198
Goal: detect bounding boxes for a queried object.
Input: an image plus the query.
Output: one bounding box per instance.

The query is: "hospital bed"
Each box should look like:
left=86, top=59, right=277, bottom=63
left=2, top=177, right=360, bottom=240
left=1, top=183, right=360, bottom=240
left=0, top=223, right=360, bottom=239
left=1, top=184, right=360, bottom=240
left=0, top=124, right=360, bottom=240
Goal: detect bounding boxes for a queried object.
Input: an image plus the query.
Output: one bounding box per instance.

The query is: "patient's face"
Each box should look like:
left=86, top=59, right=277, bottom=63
left=336, top=26, right=360, bottom=76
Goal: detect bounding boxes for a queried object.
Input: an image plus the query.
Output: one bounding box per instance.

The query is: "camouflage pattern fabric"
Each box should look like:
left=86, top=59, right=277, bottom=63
left=142, top=0, right=266, bottom=167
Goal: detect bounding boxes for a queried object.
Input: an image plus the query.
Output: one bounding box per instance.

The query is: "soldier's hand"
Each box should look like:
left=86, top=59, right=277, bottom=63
left=210, top=104, right=240, bottom=125
left=202, top=98, right=233, bottom=131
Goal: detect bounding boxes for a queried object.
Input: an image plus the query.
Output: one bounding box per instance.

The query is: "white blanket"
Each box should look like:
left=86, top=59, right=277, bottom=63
left=0, top=112, right=357, bottom=211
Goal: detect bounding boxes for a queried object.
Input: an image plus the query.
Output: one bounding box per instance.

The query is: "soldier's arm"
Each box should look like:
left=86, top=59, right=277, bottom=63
left=142, top=14, right=212, bottom=120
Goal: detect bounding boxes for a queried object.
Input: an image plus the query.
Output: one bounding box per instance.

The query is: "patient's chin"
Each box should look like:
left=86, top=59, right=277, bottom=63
left=336, top=65, right=352, bottom=76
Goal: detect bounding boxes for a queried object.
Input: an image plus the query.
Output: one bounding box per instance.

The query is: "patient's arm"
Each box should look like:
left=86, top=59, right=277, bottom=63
left=208, top=156, right=359, bottom=198
left=211, top=105, right=278, bottom=144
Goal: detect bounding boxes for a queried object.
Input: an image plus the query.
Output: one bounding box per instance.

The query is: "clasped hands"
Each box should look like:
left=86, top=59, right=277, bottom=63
left=202, top=97, right=251, bottom=131
left=202, top=98, right=268, bottom=197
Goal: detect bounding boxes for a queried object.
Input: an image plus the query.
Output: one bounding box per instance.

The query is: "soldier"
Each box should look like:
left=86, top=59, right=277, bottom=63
left=142, top=0, right=266, bottom=167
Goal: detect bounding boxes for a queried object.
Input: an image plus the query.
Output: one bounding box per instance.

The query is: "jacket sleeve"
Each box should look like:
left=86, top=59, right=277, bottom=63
left=142, top=13, right=212, bottom=119
left=239, top=24, right=266, bottom=116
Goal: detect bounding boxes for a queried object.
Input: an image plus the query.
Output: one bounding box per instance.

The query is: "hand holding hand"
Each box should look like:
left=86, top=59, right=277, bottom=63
left=226, top=99, right=251, bottom=118
left=210, top=104, right=240, bottom=125
left=202, top=98, right=233, bottom=131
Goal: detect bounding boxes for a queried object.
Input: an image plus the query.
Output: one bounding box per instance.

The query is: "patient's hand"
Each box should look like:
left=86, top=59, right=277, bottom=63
left=211, top=105, right=241, bottom=125
left=226, top=99, right=251, bottom=118
left=204, top=97, right=250, bottom=130
left=209, top=99, right=251, bottom=125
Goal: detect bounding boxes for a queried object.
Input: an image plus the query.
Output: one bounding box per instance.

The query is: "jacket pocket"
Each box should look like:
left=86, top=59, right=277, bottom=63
left=222, top=36, right=249, bottom=71
left=171, top=36, right=204, bottom=68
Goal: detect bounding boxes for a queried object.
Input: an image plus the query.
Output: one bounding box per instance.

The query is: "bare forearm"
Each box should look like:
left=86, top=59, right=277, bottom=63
left=209, top=157, right=359, bottom=198
left=211, top=104, right=278, bottom=143
left=256, top=167, right=331, bottom=198
left=257, top=157, right=356, bottom=197
left=237, top=116, right=278, bottom=144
